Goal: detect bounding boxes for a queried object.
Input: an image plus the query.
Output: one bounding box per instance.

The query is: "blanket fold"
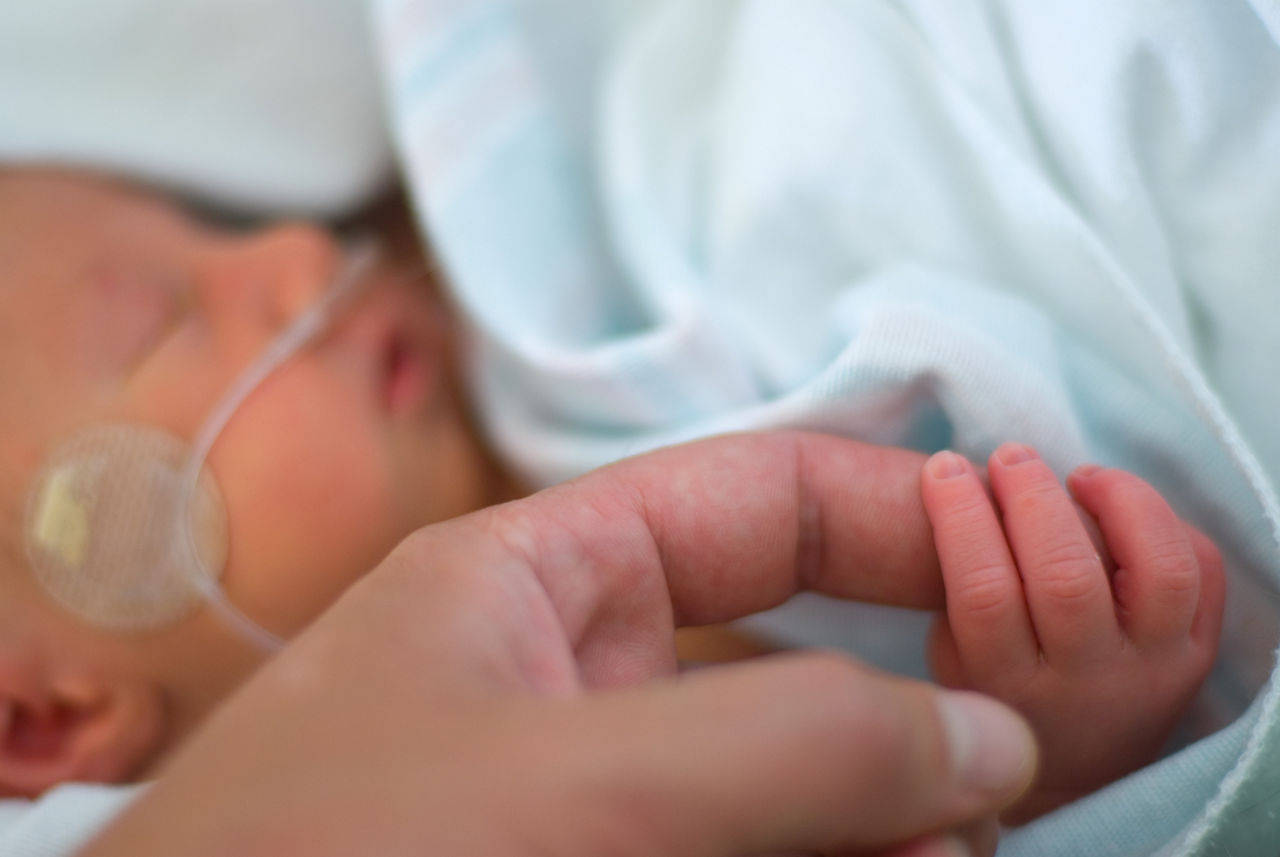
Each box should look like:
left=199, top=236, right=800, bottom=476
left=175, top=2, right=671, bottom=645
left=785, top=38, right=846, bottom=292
left=375, top=1, right=1280, bottom=854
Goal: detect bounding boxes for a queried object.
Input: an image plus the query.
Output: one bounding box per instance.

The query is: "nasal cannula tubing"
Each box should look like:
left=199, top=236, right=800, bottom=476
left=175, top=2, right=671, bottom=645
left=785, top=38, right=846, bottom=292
left=174, top=240, right=381, bottom=652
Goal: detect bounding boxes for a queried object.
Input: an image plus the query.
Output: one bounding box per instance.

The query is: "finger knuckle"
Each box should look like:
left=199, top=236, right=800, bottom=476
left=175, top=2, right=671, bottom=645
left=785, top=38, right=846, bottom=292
left=1036, top=538, right=1098, bottom=572
left=1006, top=480, right=1068, bottom=513
left=932, top=495, right=998, bottom=538
left=1143, top=548, right=1200, bottom=596
left=949, top=565, right=1020, bottom=617
left=1031, top=544, right=1104, bottom=604
left=944, top=492, right=996, bottom=520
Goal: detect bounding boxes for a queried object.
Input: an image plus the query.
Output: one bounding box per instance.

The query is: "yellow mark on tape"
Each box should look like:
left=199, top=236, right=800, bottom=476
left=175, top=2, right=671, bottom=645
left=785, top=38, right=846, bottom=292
left=31, top=467, right=90, bottom=569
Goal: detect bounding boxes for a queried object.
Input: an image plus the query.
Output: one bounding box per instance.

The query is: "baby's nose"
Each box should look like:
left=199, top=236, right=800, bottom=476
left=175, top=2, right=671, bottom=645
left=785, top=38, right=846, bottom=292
left=196, top=223, right=339, bottom=332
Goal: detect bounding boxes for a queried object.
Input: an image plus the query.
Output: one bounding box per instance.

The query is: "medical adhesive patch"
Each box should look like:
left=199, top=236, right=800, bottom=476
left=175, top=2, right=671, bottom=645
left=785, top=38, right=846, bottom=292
left=24, top=424, right=228, bottom=631
left=21, top=240, right=379, bottom=649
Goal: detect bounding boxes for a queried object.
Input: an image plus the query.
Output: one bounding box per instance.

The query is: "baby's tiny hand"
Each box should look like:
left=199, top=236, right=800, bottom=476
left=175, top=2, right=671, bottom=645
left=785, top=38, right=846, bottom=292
left=921, top=444, right=1224, bottom=823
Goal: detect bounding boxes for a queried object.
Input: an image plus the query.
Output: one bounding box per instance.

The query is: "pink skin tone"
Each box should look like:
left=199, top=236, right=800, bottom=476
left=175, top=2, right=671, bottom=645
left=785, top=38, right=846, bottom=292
left=921, top=443, right=1225, bottom=823
left=0, top=174, right=1224, bottom=823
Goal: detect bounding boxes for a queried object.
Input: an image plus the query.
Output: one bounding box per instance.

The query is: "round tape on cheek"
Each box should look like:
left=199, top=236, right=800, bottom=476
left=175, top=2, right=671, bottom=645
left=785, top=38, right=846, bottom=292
left=24, top=424, right=228, bottom=632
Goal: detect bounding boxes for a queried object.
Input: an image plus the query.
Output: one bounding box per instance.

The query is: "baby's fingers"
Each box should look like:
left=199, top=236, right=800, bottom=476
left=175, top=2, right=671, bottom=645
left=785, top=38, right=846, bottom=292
left=1067, top=467, right=1209, bottom=649
left=922, top=452, right=1038, bottom=682
left=988, top=445, right=1122, bottom=667
left=1185, top=525, right=1225, bottom=650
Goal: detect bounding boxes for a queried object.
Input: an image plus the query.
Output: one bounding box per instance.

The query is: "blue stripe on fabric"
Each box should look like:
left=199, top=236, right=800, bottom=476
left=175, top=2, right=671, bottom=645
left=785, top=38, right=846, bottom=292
left=397, top=1, right=512, bottom=108
left=435, top=109, right=631, bottom=343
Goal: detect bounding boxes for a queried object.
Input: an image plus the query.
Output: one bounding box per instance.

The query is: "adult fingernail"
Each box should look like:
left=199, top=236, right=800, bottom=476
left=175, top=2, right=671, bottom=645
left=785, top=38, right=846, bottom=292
left=1072, top=463, right=1103, bottom=479
left=995, top=443, right=1037, bottom=466
left=928, top=451, right=968, bottom=479
left=937, top=691, right=1037, bottom=795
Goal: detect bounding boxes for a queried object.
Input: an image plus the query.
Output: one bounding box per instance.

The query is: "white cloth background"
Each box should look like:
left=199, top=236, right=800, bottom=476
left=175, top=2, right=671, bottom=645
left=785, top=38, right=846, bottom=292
left=374, top=1, right=1280, bottom=854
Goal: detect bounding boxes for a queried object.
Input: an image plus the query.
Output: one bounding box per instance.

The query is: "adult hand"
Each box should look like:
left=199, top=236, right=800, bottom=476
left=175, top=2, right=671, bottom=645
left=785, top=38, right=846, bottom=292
left=80, top=432, right=1037, bottom=857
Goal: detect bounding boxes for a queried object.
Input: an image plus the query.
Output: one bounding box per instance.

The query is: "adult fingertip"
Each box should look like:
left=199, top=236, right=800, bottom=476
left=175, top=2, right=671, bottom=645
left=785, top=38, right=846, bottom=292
left=936, top=691, right=1038, bottom=801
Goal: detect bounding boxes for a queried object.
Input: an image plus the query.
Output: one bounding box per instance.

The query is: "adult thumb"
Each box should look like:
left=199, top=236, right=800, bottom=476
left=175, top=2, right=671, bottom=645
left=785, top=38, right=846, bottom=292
left=575, top=652, right=1036, bottom=856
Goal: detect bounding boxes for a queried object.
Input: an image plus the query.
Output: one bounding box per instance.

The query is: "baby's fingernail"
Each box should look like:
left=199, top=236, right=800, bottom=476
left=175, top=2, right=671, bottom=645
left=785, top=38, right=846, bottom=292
left=937, top=691, right=1037, bottom=796
left=995, top=443, right=1037, bottom=466
left=1072, top=463, right=1103, bottom=479
left=928, top=451, right=969, bottom=479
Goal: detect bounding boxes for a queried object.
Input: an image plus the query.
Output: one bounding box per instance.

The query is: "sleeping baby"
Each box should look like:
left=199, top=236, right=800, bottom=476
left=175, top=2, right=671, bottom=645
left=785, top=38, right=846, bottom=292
left=0, top=168, right=1223, bottom=826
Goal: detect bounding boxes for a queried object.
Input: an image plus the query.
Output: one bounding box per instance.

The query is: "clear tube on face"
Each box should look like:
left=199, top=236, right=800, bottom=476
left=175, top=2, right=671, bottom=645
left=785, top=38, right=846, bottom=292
left=25, top=240, right=381, bottom=652
left=172, top=239, right=381, bottom=651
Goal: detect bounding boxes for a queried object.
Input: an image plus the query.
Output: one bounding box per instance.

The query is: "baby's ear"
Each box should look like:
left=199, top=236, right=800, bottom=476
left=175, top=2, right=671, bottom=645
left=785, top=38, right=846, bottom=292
left=0, top=649, right=164, bottom=797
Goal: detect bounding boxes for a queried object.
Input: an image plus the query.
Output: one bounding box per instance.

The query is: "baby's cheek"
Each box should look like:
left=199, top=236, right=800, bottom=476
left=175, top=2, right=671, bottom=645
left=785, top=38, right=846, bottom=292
left=220, top=450, right=398, bottom=635
left=213, top=390, right=399, bottom=635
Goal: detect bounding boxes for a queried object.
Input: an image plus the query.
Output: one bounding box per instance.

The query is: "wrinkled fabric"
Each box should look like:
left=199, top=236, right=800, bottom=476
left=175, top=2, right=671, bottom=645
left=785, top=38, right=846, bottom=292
left=374, top=1, right=1280, bottom=854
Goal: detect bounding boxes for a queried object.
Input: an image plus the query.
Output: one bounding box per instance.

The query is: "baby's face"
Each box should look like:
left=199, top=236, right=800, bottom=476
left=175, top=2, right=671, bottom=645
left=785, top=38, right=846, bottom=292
left=0, top=170, right=500, bottom=729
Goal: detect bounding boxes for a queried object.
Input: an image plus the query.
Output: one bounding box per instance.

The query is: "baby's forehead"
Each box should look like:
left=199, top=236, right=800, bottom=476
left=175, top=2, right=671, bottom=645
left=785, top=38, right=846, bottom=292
left=0, top=168, right=169, bottom=209
left=0, top=169, right=208, bottom=364
left=0, top=169, right=212, bottom=264
left=0, top=172, right=159, bottom=544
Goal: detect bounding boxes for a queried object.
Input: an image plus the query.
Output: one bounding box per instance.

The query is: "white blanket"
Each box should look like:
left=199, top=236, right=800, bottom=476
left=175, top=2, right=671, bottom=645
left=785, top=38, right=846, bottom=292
left=375, top=1, right=1280, bottom=854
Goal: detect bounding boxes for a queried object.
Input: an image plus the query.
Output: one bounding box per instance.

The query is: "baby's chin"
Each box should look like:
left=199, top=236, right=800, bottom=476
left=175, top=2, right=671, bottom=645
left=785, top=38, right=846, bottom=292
left=121, top=606, right=283, bottom=762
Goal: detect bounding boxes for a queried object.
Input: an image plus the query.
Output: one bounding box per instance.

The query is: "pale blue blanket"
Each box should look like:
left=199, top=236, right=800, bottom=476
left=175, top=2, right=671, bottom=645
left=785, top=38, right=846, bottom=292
left=374, top=1, right=1280, bottom=854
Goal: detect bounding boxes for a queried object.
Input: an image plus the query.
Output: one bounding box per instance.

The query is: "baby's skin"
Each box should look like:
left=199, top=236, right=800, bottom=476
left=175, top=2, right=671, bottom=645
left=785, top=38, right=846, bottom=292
left=921, top=443, right=1225, bottom=823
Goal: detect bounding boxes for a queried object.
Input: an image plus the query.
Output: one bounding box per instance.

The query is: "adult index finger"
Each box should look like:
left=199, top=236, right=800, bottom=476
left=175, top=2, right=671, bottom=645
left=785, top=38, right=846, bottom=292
left=479, top=432, right=944, bottom=683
